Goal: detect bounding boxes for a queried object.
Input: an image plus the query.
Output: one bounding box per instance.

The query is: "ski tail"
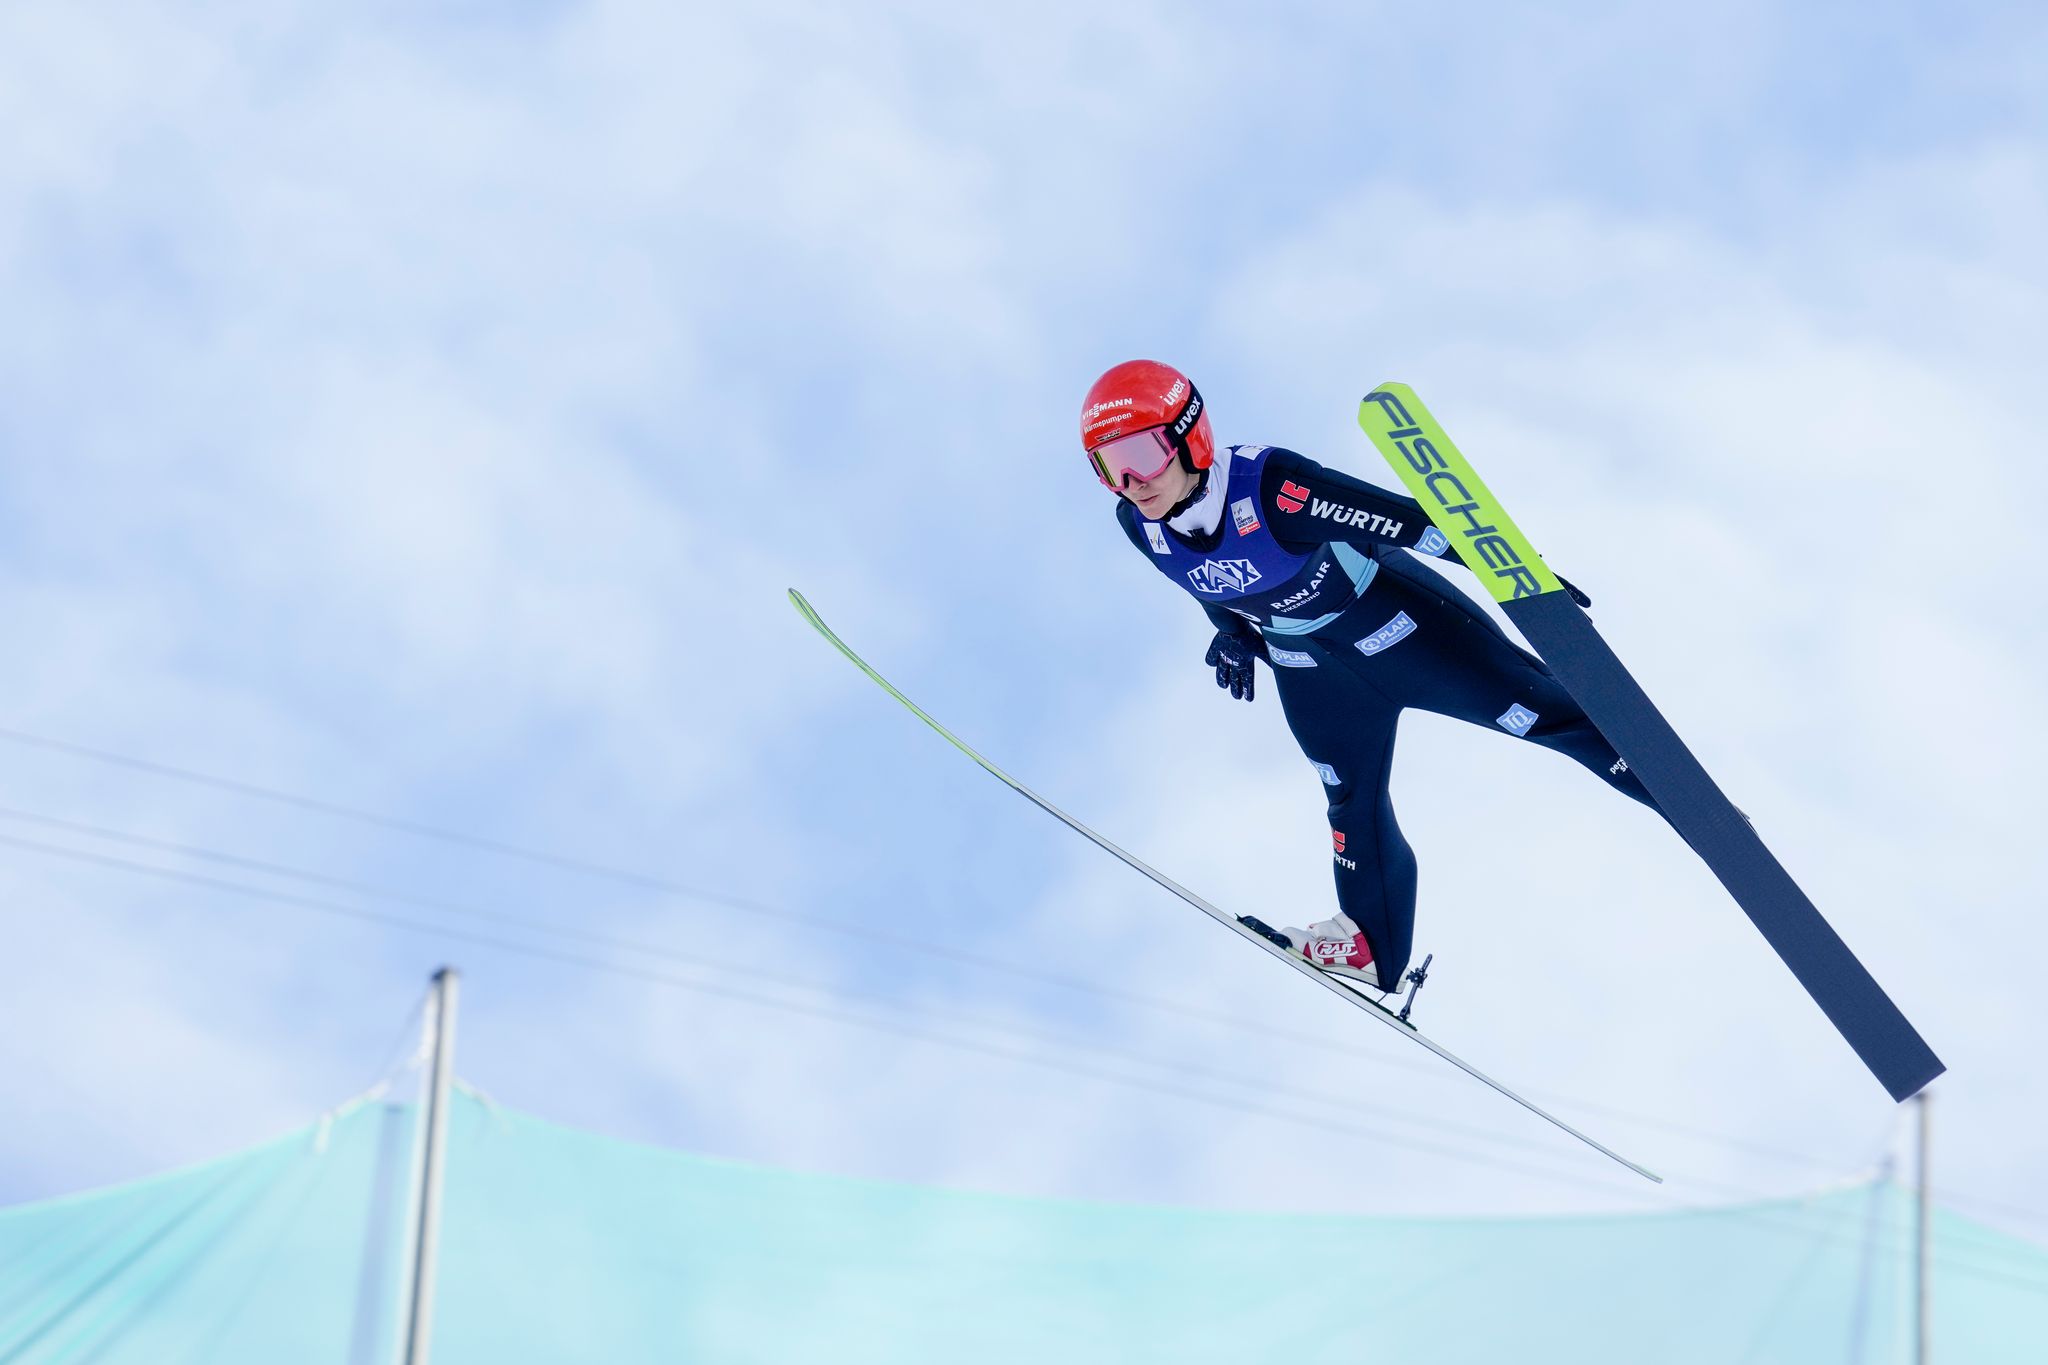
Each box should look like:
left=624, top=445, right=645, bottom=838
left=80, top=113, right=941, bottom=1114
left=1356, top=384, right=1943, bottom=1101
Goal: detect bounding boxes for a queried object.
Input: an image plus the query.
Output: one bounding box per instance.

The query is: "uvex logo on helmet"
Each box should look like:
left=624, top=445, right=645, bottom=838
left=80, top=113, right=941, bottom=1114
left=1078, top=359, right=1217, bottom=471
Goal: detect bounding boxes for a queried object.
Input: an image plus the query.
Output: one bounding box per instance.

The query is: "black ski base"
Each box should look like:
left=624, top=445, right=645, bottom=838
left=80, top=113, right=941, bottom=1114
left=1502, top=589, right=1944, bottom=1101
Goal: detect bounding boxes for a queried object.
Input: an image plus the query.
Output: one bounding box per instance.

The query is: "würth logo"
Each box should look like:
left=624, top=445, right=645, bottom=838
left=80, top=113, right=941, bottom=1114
left=1276, top=480, right=1310, bottom=514
left=1331, top=828, right=1357, bottom=871
left=1308, top=499, right=1403, bottom=539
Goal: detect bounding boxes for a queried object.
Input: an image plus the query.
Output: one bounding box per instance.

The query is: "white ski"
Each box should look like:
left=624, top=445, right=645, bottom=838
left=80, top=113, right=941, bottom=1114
left=790, top=588, right=1661, bottom=1183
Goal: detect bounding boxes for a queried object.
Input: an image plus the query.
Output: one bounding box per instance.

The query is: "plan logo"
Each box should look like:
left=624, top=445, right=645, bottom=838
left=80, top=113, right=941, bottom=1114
left=1144, top=522, right=1169, bottom=555
left=1497, top=704, right=1540, bottom=737
left=1416, top=527, right=1450, bottom=557
left=1231, top=497, right=1261, bottom=536
left=1267, top=645, right=1317, bottom=668
left=1355, top=611, right=1417, bottom=656
left=1313, top=760, right=1341, bottom=786
left=1186, top=559, right=1262, bottom=595
left=1276, top=479, right=1311, bottom=514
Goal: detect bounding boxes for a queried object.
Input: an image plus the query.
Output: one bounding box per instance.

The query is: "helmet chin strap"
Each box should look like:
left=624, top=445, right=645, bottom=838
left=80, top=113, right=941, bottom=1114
left=1161, top=457, right=1210, bottom=522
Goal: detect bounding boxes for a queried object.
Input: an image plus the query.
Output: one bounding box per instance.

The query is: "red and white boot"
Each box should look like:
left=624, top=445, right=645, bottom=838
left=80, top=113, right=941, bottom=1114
left=1280, top=913, right=1393, bottom=991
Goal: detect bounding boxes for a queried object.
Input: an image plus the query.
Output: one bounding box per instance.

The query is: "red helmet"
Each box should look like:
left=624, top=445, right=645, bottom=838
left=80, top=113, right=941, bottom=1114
left=1079, top=359, right=1214, bottom=490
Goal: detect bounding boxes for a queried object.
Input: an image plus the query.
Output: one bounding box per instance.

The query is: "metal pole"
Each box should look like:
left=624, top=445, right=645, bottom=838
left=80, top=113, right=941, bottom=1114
left=402, top=967, right=460, bottom=1365
left=1915, top=1090, right=1931, bottom=1365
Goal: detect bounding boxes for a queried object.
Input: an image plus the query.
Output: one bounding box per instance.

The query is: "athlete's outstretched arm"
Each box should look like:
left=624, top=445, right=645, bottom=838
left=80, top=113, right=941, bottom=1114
left=1258, top=448, right=1461, bottom=563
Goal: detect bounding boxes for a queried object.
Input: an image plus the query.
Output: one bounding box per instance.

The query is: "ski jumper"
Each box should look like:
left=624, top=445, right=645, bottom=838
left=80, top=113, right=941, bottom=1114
left=1115, top=443, right=1666, bottom=985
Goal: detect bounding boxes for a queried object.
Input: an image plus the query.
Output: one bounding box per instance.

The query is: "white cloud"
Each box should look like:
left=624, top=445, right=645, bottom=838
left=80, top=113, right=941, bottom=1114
left=0, top=0, right=2043, bottom=1246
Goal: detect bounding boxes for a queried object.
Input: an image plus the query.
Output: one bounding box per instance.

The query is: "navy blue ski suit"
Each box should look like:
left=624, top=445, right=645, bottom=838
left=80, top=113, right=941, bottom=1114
left=1116, top=443, right=1664, bottom=985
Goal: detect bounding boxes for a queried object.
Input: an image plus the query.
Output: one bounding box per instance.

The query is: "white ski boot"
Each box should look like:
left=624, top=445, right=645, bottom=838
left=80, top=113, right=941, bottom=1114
left=1279, top=912, right=1394, bottom=992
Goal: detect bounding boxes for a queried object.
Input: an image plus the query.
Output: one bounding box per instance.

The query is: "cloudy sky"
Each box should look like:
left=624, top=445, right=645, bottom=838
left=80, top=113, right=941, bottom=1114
left=2, top=0, right=2044, bottom=1260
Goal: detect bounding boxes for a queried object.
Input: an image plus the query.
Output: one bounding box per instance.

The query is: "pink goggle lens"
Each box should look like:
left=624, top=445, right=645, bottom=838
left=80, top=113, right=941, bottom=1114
left=1088, top=428, right=1178, bottom=490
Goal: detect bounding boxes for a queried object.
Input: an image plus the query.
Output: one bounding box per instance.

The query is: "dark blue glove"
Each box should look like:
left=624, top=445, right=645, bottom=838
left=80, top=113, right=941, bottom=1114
left=1205, top=631, right=1259, bottom=702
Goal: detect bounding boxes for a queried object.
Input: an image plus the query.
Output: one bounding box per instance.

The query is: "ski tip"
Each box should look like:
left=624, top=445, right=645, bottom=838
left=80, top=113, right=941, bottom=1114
left=788, top=588, right=822, bottom=635
left=788, top=589, right=846, bottom=650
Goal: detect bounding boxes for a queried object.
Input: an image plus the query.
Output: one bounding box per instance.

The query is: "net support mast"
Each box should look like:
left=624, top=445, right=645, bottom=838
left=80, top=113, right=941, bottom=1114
left=402, top=967, right=461, bottom=1365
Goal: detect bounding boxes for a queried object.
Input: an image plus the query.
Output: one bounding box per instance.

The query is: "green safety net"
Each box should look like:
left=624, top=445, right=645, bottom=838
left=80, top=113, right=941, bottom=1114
left=2, top=1091, right=2041, bottom=1363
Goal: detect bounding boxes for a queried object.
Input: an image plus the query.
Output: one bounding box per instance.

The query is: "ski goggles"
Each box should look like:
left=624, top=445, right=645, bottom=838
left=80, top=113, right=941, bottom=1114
left=1088, top=427, right=1180, bottom=491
